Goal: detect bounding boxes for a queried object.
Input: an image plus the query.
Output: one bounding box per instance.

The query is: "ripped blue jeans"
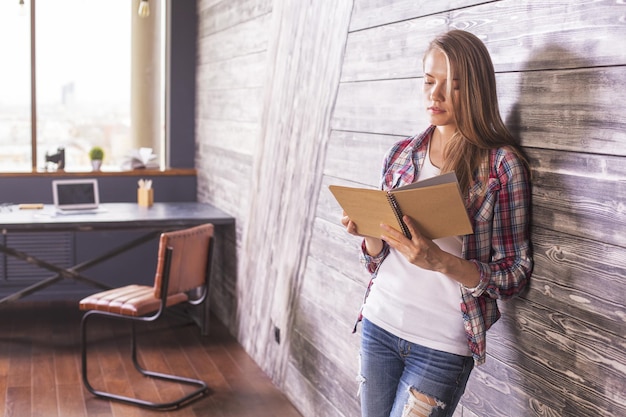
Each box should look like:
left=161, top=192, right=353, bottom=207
left=358, top=318, right=473, bottom=417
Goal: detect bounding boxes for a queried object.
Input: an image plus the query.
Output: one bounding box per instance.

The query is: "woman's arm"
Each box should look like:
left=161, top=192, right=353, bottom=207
left=468, top=151, right=533, bottom=299
left=379, top=216, right=481, bottom=288
left=379, top=151, right=533, bottom=297
left=341, top=212, right=389, bottom=273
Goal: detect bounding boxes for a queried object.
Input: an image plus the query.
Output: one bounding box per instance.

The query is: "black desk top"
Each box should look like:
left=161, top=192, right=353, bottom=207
left=0, top=202, right=235, bottom=232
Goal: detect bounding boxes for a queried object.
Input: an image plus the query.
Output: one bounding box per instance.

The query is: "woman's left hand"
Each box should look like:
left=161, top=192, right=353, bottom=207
left=380, top=215, right=444, bottom=272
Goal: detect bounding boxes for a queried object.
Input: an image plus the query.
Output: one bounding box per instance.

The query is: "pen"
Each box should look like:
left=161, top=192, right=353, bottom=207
left=19, top=203, right=44, bottom=210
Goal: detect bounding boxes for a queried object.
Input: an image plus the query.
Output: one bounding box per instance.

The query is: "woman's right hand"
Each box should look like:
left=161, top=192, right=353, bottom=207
left=341, top=211, right=360, bottom=236
left=341, top=211, right=385, bottom=256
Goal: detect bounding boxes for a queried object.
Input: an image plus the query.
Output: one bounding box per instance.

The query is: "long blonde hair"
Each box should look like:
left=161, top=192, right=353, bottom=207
left=425, top=30, right=526, bottom=193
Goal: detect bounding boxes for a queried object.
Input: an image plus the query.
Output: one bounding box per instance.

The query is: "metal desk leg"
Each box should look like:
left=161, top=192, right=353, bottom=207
left=0, top=231, right=161, bottom=304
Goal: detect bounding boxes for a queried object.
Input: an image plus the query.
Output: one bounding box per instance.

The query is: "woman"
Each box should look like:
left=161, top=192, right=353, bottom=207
left=342, top=30, right=533, bottom=417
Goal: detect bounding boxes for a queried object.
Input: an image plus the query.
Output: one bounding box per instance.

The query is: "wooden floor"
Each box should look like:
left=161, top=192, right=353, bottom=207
left=0, top=301, right=302, bottom=417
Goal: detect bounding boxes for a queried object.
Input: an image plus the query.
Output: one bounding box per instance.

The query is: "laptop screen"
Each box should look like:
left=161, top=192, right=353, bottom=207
left=52, top=179, right=100, bottom=210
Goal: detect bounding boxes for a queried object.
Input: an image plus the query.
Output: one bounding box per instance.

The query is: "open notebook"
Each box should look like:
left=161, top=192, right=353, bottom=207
left=52, top=179, right=102, bottom=214
left=329, top=172, right=472, bottom=240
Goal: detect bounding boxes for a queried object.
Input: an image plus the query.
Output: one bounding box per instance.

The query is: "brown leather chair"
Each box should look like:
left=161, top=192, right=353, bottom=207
left=79, top=223, right=214, bottom=410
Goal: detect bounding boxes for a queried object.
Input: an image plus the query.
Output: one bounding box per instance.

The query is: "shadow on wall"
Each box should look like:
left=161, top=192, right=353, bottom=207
left=503, top=46, right=624, bottom=416
left=208, top=222, right=240, bottom=334
left=493, top=44, right=597, bottom=416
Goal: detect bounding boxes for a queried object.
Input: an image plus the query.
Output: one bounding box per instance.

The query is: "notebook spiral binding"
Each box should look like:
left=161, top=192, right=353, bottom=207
left=386, top=191, right=412, bottom=239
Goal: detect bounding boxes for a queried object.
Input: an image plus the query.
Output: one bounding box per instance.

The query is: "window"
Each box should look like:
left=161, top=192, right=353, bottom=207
left=0, top=0, right=166, bottom=173
left=0, top=2, right=31, bottom=172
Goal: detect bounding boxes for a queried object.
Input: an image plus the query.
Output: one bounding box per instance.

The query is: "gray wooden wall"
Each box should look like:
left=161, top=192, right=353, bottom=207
left=195, top=1, right=626, bottom=416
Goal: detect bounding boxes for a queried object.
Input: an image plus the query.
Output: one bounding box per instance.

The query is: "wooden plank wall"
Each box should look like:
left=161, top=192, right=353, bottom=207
left=194, top=0, right=271, bottom=329
left=195, top=1, right=626, bottom=416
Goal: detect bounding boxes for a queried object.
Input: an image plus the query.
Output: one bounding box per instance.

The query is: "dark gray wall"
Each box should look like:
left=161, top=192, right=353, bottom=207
left=168, top=0, right=198, bottom=169
left=0, top=175, right=196, bottom=205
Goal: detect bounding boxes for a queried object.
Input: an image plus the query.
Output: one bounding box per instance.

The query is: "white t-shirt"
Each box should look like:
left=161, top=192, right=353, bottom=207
left=361, top=146, right=471, bottom=357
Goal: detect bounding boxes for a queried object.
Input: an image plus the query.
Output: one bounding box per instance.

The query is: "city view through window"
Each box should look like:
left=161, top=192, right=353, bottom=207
left=0, top=0, right=163, bottom=173
left=0, top=1, right=32, bottom=172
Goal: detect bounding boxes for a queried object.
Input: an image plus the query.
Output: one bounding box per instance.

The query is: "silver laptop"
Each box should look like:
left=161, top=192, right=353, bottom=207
left=52, top=179, right=101, bottom=213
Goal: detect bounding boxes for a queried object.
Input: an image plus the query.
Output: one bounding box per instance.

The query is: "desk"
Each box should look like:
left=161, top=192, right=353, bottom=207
left=0, top=202, right=234, bottom=304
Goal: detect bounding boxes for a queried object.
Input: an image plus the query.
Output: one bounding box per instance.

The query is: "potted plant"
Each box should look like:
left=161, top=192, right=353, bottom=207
left=89, top=146, right=105, bottom=171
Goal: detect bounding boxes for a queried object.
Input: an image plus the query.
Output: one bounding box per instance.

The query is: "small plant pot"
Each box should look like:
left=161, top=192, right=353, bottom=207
left=91, top=160, right=102, bottom=171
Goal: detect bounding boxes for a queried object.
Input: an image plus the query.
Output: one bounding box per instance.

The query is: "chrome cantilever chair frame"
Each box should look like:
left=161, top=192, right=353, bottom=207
left=80, top=225, right=214, bottom=410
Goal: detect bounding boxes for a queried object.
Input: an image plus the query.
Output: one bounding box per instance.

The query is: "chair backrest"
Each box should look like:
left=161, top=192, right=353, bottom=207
left=153, top=223, right=214, bottom=298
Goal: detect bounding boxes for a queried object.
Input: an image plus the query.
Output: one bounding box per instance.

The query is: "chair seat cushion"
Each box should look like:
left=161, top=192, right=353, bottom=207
left=79, top=285, right=189, bottom=316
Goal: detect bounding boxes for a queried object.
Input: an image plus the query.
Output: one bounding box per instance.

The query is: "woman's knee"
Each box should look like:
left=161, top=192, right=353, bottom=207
left=401, top=388, right=446, bottom=417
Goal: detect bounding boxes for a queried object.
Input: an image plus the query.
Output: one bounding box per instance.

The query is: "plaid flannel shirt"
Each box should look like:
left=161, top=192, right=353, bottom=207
left=354, top=125, right=533, bottom=366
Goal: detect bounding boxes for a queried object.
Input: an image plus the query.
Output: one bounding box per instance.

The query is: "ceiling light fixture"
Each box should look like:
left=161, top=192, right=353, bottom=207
left=138, top=0, right=150, bottom=18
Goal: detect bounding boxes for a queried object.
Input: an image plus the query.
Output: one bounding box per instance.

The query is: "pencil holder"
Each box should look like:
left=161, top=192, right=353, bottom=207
left=137, top=188, right=154, bottom=207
